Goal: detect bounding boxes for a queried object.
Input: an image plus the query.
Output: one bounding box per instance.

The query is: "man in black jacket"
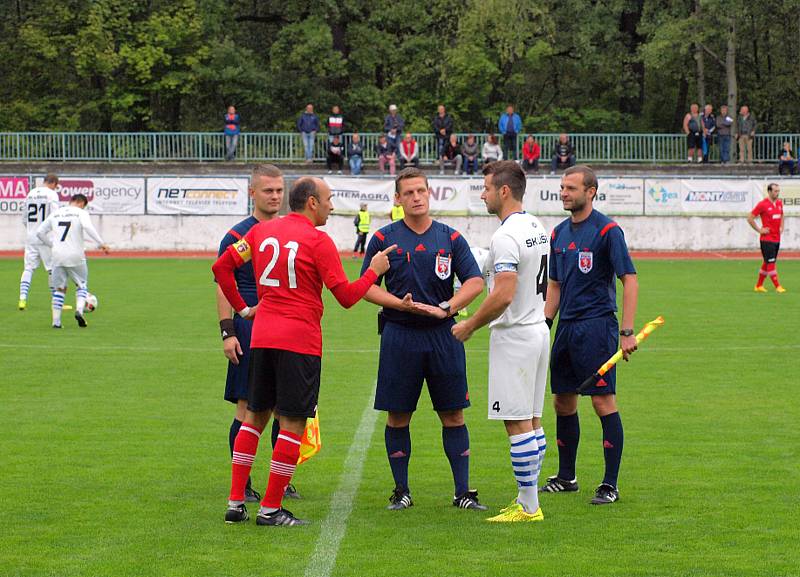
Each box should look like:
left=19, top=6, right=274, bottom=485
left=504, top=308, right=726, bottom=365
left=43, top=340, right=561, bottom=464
left=550, top=134, right=576, bottom=174
left=433, top=104, right=454, bottom=158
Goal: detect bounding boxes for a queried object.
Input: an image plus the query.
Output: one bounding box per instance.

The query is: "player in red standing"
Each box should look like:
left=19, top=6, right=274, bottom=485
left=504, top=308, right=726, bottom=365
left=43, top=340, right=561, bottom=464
left=748, top=183, right=786, bottom=293
left=212, top=177, right=395, bottom=526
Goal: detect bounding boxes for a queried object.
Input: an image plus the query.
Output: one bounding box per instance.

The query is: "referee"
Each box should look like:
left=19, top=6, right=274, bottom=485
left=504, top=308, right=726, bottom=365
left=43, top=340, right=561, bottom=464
left=541, top=165, right=639, bottom=505
left=361, top=167, right=486, bottom=511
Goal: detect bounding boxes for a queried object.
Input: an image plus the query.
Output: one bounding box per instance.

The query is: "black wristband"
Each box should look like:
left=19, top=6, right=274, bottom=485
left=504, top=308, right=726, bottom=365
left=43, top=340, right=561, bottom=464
left=545, top=318, right=553, bottom=329
left=220, top=318, right=236, bottom=341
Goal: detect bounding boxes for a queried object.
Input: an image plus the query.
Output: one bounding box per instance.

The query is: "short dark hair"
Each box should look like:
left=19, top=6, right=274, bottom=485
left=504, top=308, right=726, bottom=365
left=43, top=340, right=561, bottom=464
left=767, top=182, right=778, bottom=193
left=564, top=165, right=598, bottom=196
left=289, top=177, right=320, bottom=212
left=395, top=167, right=428, bottom=194
left=44, top=173, right=58, bottom=185
left=71, top=193, right=88, bottom=206
left=483, top=160, right=526, bottom=201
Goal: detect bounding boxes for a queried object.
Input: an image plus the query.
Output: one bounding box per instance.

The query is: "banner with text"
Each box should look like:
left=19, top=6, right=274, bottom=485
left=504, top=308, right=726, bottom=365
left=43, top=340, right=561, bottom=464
left=35, top=176, right=145, bottom=215
left=0, top=176, right=30, bottom=216
left=644, top=179, right=758, bottom=215
left=146, top=177, right=249, bottom=215
left=324, top=176, right=473, bottom=215
left=753, top=180, right=800, bottom=215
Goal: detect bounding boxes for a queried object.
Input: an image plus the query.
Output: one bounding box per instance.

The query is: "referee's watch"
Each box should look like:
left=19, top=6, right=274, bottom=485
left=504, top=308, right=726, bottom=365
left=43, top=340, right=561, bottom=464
left=438, top=301, right=452, bottom=315
left=619, top=328, right=634, bottom=337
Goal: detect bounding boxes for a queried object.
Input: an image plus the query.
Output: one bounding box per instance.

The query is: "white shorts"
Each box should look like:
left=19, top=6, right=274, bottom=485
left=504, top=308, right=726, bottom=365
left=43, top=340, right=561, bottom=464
left=23, top=243, right=52, bottom=272
left=488, top=323, right=550, bottom=420
left=52, top=263, right=88, bottom=290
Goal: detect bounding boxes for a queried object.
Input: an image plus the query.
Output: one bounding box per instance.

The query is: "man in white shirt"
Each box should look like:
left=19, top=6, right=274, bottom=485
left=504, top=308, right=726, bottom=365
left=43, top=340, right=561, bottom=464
left=36, top=194, right=109, bottom=328
left=18, top=173, right=61, bottom=310
left=451, top=160, right=551, bottom=522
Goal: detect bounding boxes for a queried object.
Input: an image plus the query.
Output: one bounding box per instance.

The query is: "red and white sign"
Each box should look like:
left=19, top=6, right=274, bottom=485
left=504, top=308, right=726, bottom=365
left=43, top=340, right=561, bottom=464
left=34, top=176, right=145, bottom=215
left=0, top=176, right=30, bottom=215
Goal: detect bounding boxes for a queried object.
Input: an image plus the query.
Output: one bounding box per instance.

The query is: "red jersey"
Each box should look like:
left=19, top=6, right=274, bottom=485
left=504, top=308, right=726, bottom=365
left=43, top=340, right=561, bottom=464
left=212, top=212, right=377, bottom=356
left=751, top=198, right=783, bottom=243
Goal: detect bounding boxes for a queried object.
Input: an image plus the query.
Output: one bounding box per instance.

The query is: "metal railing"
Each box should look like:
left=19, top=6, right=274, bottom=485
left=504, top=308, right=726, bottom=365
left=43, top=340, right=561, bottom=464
left=1, top=132, right=797, bottom=164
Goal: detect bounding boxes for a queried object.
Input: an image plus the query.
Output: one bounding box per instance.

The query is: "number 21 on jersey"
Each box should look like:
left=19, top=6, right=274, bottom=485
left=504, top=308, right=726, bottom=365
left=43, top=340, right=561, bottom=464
left=258, top=237, right=299, bottom=289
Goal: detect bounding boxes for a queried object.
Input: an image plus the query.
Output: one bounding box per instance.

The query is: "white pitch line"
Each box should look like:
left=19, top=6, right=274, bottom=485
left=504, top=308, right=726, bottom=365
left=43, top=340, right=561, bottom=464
left=304, top=388, right=378, bottom=577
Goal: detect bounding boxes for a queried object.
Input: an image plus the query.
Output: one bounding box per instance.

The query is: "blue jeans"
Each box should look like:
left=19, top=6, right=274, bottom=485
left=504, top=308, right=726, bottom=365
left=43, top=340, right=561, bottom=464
left=225, top=134, right=238, bottom=161
left=463, top=156, right=479, bottom=174
left=302, top=132, right=316, bottom=161
left=349, top=155, right=363, bottom=175
left=719, top=135, right=731, bottom=163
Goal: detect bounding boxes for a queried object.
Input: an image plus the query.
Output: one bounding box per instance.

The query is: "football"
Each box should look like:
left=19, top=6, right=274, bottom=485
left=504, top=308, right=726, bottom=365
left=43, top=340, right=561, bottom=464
left=85, top=293, right=98, bottom=312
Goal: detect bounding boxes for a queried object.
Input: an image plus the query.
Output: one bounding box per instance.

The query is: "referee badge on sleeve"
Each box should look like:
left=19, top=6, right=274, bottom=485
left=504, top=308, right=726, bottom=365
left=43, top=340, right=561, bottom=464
left=578, top=251, right=593, bottom=273
left=435, top=254, right=452, bottom=280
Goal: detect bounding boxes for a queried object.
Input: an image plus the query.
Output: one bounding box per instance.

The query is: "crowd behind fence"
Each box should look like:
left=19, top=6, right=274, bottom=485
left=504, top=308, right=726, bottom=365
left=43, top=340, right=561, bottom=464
left=1, top=132, right=798, bottom=164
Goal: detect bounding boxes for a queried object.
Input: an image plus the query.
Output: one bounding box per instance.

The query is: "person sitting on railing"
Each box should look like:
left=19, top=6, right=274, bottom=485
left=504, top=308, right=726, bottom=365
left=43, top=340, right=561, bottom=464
left=376, top=134, right=397, bottom=175
left=778, top=142, right=797, bottom=175
left=439, top=134, right=463, bottom=175
left=461, top=135, right=480, bottom=175
left=224, top=105, right=240, bottom=161
left=348, top=132, right=364, bottom=175
left=521, top=135, right=541, bottom=173
left=399, top=132, right=420, bottom=169
left=482, top=133, right=503, bottom=165
left=550, top=133, right=576, bottom=174
left=326, top=135, right=344, bottom=174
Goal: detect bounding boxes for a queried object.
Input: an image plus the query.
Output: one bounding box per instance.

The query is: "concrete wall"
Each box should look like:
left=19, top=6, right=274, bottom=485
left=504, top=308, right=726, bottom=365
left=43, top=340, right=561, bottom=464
left=2, top=213, right=796, bottom=252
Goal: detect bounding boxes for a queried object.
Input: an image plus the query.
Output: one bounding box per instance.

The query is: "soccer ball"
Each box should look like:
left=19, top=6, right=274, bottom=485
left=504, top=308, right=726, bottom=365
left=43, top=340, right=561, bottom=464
left=85, top=293, right=98, bottom=312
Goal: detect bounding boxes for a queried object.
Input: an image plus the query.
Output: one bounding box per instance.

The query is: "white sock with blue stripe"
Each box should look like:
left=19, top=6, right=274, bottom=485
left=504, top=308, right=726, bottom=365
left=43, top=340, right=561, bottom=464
left=509, top=430, right=540, bottom=513
left=76, top=287, right=88, bottom=314
left=19, top=270, right=33, bottom=300
left=52, top=290, right=65, bottom=326
left=534, top=427, right=547, bottom=478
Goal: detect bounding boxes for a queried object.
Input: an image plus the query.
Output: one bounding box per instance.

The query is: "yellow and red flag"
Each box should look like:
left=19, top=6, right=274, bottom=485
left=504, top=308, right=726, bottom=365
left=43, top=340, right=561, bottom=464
left=297, top=412, right=321, bottom=465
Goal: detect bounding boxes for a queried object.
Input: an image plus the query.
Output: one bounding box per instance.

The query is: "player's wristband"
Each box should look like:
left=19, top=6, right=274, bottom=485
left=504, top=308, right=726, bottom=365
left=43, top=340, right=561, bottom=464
left=220, top=319, right=236, bottom=341
left=237, top=307, right=251, bottom=319
left=545, top=317, right=553, bottom=329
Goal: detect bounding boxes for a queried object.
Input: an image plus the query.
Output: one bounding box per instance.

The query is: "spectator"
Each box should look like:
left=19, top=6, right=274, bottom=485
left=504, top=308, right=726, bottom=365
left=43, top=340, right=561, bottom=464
left=683, top=103, right=703, bottom=163
left=432, top=104, right=454, bottom=158
left=701, top=104, right=716, bottom=163
left=550, top=133, right=576, bottom=174
left=297, top=103, right=320, bottom=163
left=521, top=135, right=541, bottom=173
left=399, top=132, right=420, bottom=169
left=348, top=132, right=364, bottom=175
left=384, top=104, right=405, bottom=150
left=461, top=135, right=480, bottom=175
left=778, top=142, right=797, bottom=175
left=326, top=135, right=344, bottom=174
left=440, top=133, right=463, bottom=175
left=376, top=134, right=397, bottom=175
left=737, top=105, right=756, bottom=164
left=224, top=105, right=240, bottom=161
left=482, top=134, right=503, bottom=164
left=716, top=105, right=734, bottom=164
left=327, top=105, right=344, bottom=142
left=498, top=105, right=522, bottom=160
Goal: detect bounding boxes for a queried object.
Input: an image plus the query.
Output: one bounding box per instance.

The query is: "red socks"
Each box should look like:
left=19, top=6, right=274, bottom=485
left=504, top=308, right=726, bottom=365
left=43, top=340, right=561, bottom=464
left=261, top=430, right=301, bottom=509
left=229, top=422, right=263, bottom=502
left=766, top=263, right=780, bottom=287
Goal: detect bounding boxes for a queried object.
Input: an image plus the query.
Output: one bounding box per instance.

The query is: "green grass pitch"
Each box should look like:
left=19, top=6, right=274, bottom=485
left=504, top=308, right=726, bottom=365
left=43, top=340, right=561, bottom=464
left=0, top=256, right=798, bottom=577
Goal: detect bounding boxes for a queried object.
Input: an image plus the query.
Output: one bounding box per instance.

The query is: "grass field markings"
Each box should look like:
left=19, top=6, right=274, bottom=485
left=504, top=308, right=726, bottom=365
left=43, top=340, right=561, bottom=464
left=304, top=386, right=379, bottom=577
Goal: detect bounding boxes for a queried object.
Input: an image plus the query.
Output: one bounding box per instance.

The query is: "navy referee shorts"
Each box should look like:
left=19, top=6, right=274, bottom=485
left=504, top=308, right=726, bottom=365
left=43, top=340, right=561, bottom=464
left=223, top=315, right=252, bottom=404
left=551, top=314, right=619, bottom=396
left=375, top=320, right=470, bottom=413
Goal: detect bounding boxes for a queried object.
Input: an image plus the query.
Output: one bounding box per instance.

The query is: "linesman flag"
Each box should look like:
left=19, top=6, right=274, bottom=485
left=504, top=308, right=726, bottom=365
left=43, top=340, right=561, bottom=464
left=297, top=412, right=321, bottom=464
left=578, top=316, right=665, bottom=393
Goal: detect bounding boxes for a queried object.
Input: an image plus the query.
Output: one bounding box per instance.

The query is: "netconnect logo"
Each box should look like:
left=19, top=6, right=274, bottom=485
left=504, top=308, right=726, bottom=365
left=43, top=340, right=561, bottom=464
left=647, top=187, right=678, bottom=203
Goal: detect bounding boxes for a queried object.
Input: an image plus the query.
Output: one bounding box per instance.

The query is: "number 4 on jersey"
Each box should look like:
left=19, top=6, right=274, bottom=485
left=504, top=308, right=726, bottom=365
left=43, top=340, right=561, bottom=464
left=492, top=401, right=500, bottom=412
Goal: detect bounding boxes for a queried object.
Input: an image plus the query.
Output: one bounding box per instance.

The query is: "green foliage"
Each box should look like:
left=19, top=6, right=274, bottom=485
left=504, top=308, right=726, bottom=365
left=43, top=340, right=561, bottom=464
left=1, top=0, right=799, bottom=132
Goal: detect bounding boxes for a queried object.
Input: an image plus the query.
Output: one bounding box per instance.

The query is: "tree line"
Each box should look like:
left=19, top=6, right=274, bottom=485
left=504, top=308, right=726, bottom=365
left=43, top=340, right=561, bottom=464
left=2, top=0, right=799, bottom=134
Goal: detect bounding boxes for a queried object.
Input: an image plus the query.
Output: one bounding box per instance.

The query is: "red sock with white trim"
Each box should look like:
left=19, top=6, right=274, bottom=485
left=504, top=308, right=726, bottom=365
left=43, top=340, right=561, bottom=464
left=756, top=264, right=767, bottom=288
left=766, top=263, right=780, bottom=287
left=229, top=422, right=263, bottom=503
left=260, top=430, right=301, bottom=511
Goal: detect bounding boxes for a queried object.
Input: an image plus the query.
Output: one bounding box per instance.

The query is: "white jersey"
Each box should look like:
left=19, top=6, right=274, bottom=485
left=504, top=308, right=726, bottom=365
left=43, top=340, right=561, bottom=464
left=36, top=205, right=105, bottom=267
left=487, top=211, right=550, bottom=329
left=24, top=186, right=60, bottom=244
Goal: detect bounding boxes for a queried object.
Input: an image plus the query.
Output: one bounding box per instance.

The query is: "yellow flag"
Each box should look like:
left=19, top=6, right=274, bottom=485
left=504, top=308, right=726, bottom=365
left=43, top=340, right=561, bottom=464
left=297, top=411, right=321, bottom=464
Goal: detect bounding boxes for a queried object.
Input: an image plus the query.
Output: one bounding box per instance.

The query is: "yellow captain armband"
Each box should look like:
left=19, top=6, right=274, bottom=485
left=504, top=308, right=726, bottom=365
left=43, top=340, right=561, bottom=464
left=232, top=238, right=252, bottom=262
